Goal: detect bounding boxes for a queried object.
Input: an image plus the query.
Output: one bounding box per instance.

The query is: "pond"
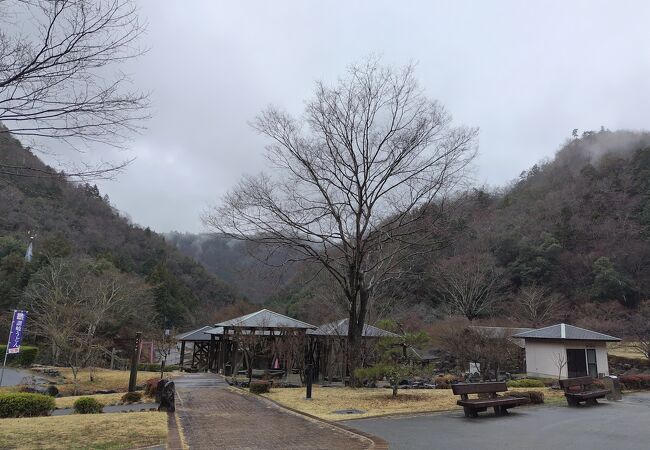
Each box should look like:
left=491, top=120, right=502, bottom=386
left=0, top=367, right=47, bottom=387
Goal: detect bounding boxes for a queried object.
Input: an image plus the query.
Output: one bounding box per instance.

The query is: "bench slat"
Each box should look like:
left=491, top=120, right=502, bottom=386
left=559, top=377, right=594, bottom=389
left=451, top=382, right=508, bottom=395
left=457, top=397, right=530, bottom=408
left=565, top=390, right=609, bottom=400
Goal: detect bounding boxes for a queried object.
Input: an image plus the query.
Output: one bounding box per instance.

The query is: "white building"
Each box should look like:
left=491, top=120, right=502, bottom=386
left=512, top=324, right=621, bottom=379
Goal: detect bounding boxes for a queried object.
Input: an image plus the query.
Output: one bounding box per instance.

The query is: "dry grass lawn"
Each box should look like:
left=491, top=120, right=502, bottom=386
left=608, top=342, right=646, bottom=359
left=52, top=368, right=170, bottom=396
left=0, top=411, right=167, bottom=450
left=54, top=391, right=146, bottom=409
left=262, top=386, right=565, bottom=421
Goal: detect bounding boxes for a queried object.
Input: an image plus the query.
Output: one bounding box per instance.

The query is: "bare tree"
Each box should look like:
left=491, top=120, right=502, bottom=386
left=154, top=329, right=175, bottom=379
left=552, top=351, right=567, bottom=380
left=630, top=300, right=650, bottom=361
left=0, top=0, right=149, bottom=178
left=437, top=254, right=504, bottom=321
left=513, top=285, right=564, bottom=327
left=204, top=58, right=478, bottom=378
left=24, top=257, right=153, bottom=393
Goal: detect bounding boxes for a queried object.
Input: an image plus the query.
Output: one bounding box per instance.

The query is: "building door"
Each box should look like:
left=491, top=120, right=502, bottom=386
left=567, top=349, right=587, bottom=378
left=586, top=349, right=598, bottom=377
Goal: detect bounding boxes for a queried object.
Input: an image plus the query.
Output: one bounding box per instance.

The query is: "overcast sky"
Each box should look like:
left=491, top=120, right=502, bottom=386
left=46, top=0, right=650, bottom=233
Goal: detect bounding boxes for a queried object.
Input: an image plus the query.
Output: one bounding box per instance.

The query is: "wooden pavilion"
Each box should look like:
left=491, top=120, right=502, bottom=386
left=191, top=309, right=316, bottom=379
left=307, top=319, right=399, bottom=382
left=176, top=326, right=213, bottom=371
left=177, top=309, right=400, bottom=382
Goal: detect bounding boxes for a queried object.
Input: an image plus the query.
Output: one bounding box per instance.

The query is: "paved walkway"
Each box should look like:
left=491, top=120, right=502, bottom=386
left=344, top=393, right=650, bottom=450
left=173, top=373, right=376, bottom=450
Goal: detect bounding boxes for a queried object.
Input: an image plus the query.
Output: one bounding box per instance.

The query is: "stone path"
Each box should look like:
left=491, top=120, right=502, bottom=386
left=173, top=373, right=377, bottom=450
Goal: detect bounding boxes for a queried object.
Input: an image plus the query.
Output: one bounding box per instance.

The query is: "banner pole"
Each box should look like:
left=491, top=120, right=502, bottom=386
left=0, top=349, right=8, bottom=387
left=0, top=311, right=13, bottom=387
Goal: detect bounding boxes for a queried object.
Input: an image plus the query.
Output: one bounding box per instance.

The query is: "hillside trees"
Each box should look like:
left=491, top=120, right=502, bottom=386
left=512, top=285, right=565, bottom=327
left=436, top=253, right=504, bottom=321
left=0, top=135, right=240, bottom=325
left=205, top=58, right=478, bottom=378
left=0, top=0, right=149, bottom=179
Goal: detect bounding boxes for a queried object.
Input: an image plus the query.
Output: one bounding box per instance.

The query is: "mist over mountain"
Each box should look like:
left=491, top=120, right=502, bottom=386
left=164, top=232, right=299, bottom=304
left=0, top=132, right=240, bottom=327
left=165, top=130, right=650, bottom=336
left=4, top=128, right=650, bottom=337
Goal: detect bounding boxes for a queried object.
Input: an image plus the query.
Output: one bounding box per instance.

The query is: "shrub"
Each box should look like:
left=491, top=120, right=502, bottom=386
left=144, top=378, right=161, bottom=397
left=508, top=390, right=545, bottom=404
left=138, top=363, right=180, bottom=372
left=121, top=392, right=143, bottom=403
left=0, top=345, right=39, bottom=367
left=249, top=381, right=271, bottom=394
left=619, top=374, right=650, bottom=390
left=434, top=374, right=459, bottom=389
left=73, top=397, right=104, bottom=414
left=507, top=378, right=545, bottom=388
left=0, top=392, right=55, bottom=418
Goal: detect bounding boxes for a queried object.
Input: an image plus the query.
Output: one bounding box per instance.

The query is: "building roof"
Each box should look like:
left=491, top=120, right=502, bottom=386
left=512, top=323, right=621, bottom=342
left=307, top=319, right=399, bottom=338
left=176, top=326, right=213, bottom=342
left=212, top=309, right=316, bottom=329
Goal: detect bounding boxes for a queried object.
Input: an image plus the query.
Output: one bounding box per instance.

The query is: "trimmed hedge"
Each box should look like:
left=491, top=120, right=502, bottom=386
left=138, top=363, right=180, bottom=372
left=434, top=374, right=460, bottom=389
left=619, top=374, right=650, bottom=390
left=249, top=381, right=271, bottom=394
left=508, top=390, right=545, bottom=404
left=507, top=378, right=545, bottom=388
left=0, top=345, right=38, bottom=367
left=121, top=391, right=143, bottom=404
left=73, top=397, right=104, bottom=414
left=0, top=392, right=55, bottom=418
left=144, top=378, right=161, bottom=397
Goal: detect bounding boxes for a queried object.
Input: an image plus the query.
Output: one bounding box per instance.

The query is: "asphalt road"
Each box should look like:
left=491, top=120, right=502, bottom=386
left=344, top=393, right=650, bottom=450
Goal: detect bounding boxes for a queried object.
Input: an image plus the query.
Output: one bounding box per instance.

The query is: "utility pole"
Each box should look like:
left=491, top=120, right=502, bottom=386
left=128, top=331, right=142, bottom=392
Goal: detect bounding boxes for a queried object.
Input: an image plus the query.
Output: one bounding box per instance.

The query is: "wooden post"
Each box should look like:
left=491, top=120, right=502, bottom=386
left=128, top=332, right=142, bottom=393
left=207, top=335, right=215, bottom=372
left=305, top=363, right=313, bottom=399
left=179, top=341, right=186, bottom=371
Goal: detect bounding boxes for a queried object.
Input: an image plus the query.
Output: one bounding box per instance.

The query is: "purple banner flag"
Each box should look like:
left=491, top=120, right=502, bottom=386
left=7, top=310, right=27, bottom=354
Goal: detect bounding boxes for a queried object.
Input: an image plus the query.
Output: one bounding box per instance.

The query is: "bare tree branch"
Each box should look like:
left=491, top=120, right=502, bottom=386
left=204, top=57, right=478, bottom=377
left=0, top=0, right=149, bottom=179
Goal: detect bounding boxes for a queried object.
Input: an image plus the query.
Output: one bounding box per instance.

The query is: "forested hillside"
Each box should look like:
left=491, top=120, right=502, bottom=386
left=170, top=130, right=650, bottom=336
left=0, top=132, right=239, bottom=329
left=165, top=233, right=299, bottom=303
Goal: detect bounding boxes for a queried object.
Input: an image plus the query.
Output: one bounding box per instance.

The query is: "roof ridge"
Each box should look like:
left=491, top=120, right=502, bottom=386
left=562, top=322, right=618, bottom=338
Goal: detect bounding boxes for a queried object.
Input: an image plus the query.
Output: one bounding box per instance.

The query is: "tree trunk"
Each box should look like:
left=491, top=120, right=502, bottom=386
left=347, top=284, right=370, bottom=386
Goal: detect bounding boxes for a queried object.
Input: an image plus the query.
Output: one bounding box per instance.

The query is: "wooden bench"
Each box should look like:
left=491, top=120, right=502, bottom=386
left=451, top=382, right=529, bottom=418
left=559, top=376, right=610, bottom=406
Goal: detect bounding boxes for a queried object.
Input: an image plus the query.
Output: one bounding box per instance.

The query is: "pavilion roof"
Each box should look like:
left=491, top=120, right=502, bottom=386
left=307, top=319, right=399, bottom=338
left=210, top=309, right=316, bottom=330
left=175, top=325, right=213, bottom=342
